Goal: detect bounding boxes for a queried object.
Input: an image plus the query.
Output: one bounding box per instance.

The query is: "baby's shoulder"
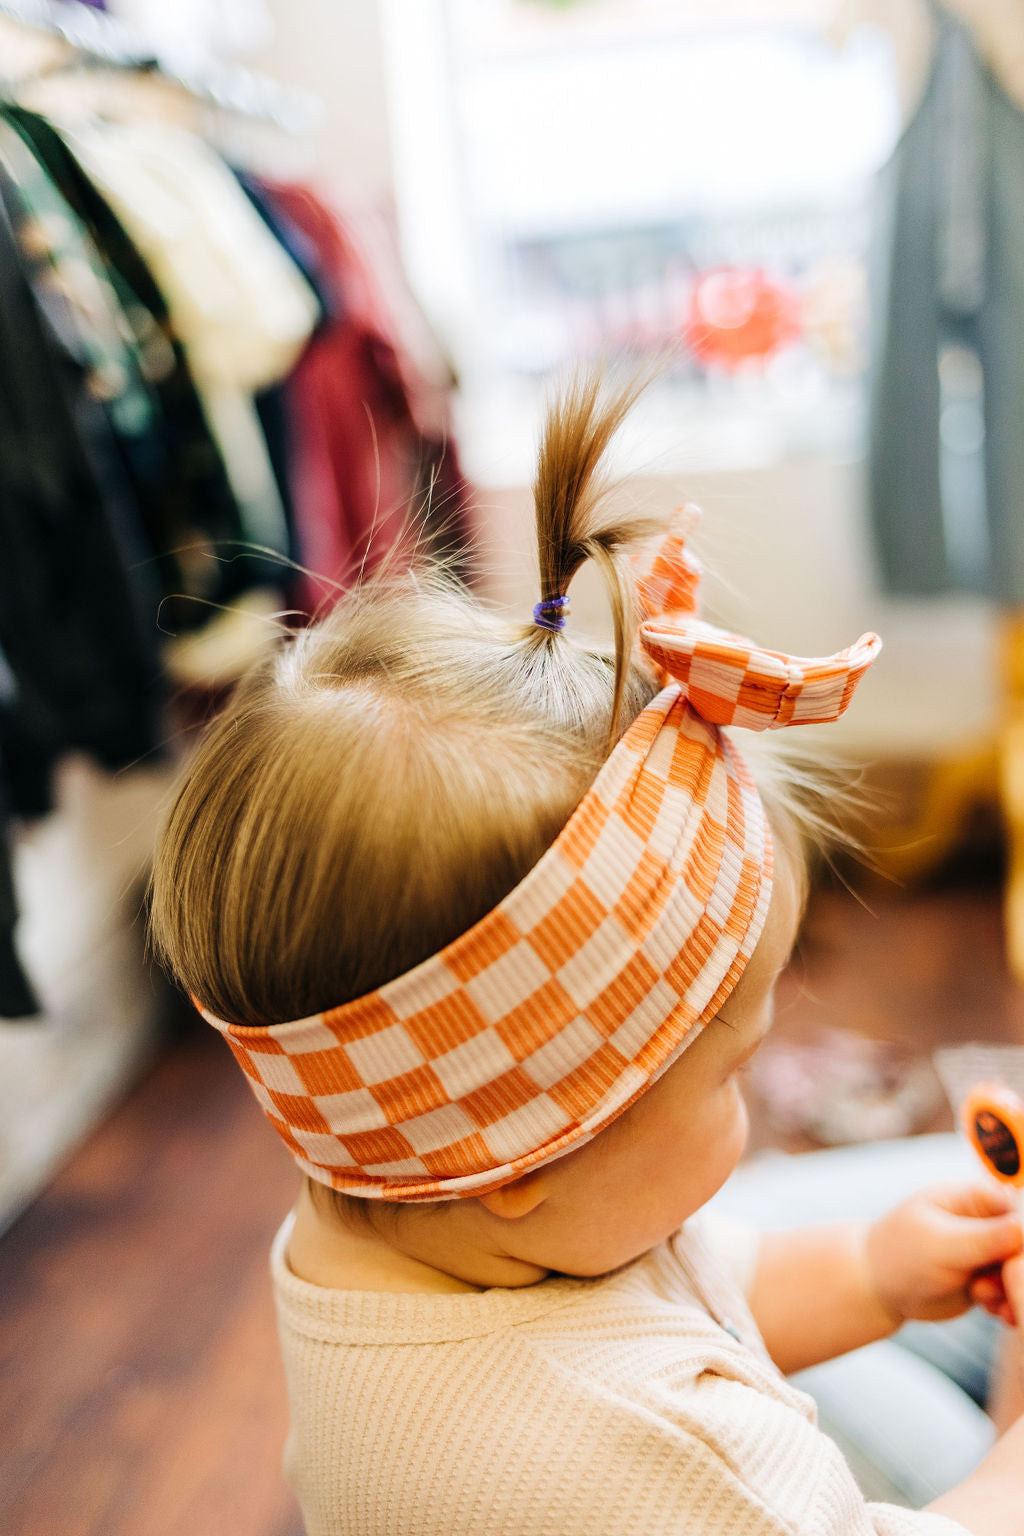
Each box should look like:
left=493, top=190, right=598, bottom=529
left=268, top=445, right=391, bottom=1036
left=518, top=1244, right=766, bottom=1380
left=274, top=1236, right=824, bottom=1536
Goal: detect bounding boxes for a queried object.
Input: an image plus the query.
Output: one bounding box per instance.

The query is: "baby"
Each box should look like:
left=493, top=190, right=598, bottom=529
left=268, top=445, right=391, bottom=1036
left=151, top=372, right=1023, bottom=1535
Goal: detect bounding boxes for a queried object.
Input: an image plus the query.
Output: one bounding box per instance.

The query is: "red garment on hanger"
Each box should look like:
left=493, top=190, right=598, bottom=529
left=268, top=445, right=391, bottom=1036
left=265, top=183, right=470, bottom=617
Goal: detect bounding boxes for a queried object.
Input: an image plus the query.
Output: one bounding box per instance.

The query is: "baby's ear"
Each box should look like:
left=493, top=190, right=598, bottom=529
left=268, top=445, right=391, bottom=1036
left=475, top=1171, right=548, bottom=1220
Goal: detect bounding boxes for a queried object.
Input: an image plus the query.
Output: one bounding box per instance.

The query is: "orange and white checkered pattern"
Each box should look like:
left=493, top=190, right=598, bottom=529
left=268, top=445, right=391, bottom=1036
left=640, top=619, right=881, bottom=731
left=634, top=502, right=703, bottom=621
left=199, top=511, right=881, bottom=1200
left=633, top=504, right=882, bottom=725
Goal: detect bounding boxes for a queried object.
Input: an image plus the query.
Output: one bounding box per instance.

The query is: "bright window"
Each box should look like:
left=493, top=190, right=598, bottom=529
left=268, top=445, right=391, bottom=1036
left=381, top=0, right=901, bottom=480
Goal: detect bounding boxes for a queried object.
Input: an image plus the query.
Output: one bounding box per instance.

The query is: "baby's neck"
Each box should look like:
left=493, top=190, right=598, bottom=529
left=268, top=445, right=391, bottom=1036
left=286, top=1183, right=548, bottom=1293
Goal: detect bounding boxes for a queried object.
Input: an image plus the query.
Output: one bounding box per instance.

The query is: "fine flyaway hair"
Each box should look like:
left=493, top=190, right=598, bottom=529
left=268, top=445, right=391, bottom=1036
left=149, top=366, right=851, bottom=1219
left=150, top=369, right=671, bottom=1027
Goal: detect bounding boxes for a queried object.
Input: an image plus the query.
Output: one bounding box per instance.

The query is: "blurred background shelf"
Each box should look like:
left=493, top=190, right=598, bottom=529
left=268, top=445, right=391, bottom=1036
left=0, top=762, right=175, bottom=1235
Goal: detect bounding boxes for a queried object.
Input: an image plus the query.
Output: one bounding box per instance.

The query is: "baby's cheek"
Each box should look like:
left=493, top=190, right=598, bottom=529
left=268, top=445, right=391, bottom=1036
left=724, top=1079, right=751, bottom=1157
left=699, top=1082, right=750, bottom=1196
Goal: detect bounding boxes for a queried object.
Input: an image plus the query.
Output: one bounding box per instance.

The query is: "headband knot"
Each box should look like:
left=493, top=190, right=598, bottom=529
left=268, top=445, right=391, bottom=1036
left=633, top=504, right=882, bottom=731
left=533, top=594, right=570, bottom=632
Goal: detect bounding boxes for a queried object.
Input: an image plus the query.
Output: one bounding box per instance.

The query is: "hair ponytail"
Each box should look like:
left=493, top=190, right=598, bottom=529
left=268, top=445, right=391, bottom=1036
left=151, top=368, right=666, bottom=1027
left=530, top=368, right=662, bottom=745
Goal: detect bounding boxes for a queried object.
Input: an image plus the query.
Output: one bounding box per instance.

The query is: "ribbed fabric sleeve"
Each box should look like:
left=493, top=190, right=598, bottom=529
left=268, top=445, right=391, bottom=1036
left=269, top=1211, right=971, bottom=1536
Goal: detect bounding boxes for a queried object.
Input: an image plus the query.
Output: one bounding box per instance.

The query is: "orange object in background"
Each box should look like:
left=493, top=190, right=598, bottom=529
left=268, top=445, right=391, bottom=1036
left=961, top=1082, right=1024, bottom=1186
left=686, top=266, right=801, bottom=368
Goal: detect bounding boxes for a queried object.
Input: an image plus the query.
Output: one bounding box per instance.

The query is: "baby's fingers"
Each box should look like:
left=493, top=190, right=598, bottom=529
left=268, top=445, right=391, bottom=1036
left=1003, top=1251, right=1024, bottom=1330
left=926, top=1182, right=1019, bottom=1219
left=936, top=1206, right=1023, bottom=1273
left=969, top=1267, right=1014, bottom=1324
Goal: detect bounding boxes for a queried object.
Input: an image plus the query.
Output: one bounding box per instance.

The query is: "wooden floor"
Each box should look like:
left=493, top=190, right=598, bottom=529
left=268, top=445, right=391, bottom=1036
left=0, top=1009, right=305, bottom=1536
left=2, top=879, right=1024, bottom=1536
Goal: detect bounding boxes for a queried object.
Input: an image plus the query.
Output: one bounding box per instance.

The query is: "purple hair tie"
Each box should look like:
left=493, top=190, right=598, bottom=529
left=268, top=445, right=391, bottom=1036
left=533, top=594, right=570, bottom=632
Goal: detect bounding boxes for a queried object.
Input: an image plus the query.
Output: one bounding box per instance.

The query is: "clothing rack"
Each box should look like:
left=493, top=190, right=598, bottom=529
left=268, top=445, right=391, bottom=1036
left=0, top=0, right=319, bottom=131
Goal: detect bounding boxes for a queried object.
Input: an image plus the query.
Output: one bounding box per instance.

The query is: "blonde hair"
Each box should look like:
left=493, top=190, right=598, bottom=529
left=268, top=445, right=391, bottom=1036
left=149, top=370, right=663, bottom=1028
left=150, top=368, right=842, bottom=1221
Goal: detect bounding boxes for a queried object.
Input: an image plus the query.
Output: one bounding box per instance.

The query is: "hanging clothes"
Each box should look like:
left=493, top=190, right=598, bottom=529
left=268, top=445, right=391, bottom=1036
left=867, top=2, right=1024, bottom=601
left=0, top=650, right=40, bottom=1019
left=0, top=106, right=269, bottom=628
left=0, top=162, right=162, bottom=818
left=232, top=168, right=334, bottom=571
left=51, top=115, right=321, bottom=564
left=0, top=113, right=179, bottom=624
left=0, top=826, right=37, bottom=1019
left=257, top=180, right=472, bottom=614
left=0, top=102, right=473, bottom=823
left=941, top=1, right=1024, bottom=110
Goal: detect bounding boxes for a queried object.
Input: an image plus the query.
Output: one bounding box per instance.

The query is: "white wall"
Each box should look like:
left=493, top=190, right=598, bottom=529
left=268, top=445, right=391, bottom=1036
left=250, top=0, right=395, bottom=203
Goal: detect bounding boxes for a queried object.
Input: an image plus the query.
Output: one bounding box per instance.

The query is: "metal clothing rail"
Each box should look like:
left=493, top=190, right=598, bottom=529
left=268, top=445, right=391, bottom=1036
left=0, top=0, right=319, bottom=131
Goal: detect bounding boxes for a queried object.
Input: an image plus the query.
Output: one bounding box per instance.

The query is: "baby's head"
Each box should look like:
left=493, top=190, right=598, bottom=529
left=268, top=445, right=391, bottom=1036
left=150, top=371, right=877, bottom=1285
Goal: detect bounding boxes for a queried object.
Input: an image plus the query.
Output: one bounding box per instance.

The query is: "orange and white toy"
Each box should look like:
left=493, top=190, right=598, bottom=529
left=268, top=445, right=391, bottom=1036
left=961, top=1081, right=1024, bottom=1191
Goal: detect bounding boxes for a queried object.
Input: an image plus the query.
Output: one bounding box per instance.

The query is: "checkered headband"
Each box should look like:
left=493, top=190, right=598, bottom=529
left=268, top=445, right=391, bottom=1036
left=198, top=509, right=881, bottom=1200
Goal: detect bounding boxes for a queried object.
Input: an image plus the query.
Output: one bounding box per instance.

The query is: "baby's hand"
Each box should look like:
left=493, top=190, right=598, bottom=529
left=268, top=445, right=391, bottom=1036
left=864, top=1183, right=1022, bottom=1325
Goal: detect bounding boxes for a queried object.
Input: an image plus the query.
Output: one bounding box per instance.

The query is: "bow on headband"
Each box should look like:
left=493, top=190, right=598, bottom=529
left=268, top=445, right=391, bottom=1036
left=634, top=503, right=882, bottom=731
left=199, top=510, right=881, bottom=1201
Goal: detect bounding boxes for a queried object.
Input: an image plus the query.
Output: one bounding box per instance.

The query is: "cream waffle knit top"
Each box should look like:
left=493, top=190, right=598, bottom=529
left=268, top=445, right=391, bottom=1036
left=269, top=1210, right=968, bottom=1536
